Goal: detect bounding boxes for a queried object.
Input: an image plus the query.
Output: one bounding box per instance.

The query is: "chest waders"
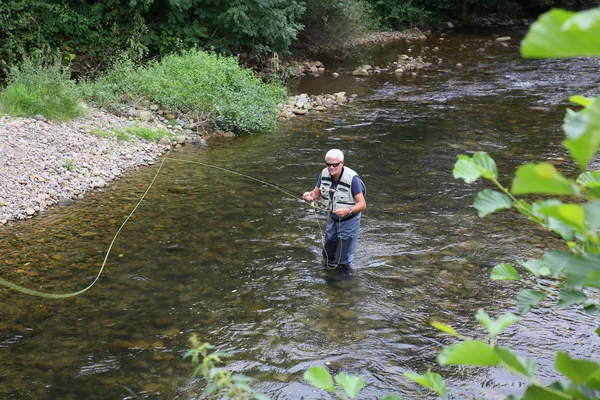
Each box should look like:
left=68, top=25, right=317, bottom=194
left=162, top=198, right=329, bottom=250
left=317, top=167, right=365, bottom=269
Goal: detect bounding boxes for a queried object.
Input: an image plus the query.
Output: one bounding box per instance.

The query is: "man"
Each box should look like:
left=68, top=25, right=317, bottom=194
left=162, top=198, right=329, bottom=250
left=303, top=149, right=366, bottom=280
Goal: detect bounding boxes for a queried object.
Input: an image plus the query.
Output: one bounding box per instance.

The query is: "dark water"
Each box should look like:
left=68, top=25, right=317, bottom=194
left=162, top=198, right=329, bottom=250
left=2, top=31, right=600, bottom=399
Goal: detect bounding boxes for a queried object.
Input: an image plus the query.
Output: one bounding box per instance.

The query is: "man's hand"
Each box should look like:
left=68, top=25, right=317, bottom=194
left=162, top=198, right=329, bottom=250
left=303, top=192, right=314, bottom=202
left=333, top=208, right=351, bottom=217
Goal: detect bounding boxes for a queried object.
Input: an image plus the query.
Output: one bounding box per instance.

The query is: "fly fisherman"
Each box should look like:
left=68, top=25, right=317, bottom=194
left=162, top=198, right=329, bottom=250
left=303, top=149, right=366, bottom=281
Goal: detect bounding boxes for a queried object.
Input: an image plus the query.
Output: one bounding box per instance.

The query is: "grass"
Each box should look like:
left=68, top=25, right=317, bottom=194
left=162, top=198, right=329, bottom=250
left=0, top=56, right=85, bottom=121
left=89, top=124, right=171, bottom=142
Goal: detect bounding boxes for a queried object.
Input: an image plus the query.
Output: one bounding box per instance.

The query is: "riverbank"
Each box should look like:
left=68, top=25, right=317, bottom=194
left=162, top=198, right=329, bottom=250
left=0, top=108, right=178, bottom=225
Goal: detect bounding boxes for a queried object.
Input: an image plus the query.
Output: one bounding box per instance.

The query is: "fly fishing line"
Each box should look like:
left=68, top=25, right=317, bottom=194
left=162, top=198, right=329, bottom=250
left=0, top=156, right=339, bottom=298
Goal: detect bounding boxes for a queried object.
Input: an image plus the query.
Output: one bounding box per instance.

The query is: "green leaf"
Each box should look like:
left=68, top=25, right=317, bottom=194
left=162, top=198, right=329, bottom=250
left=511, top=163, right=578, bottom=195
left=475, top=309, right=519, bottom=338
left=522, top=383, right=570, bottom=400
left=563, top=8, right=600, bottom=30
left=495, top=347, right=537, bottom=377
left=576, top=171, right=600, bottom=188
left=404, top=369, right=446, bottom=398
left=546, top=217, right=576, bottom=240
left=518, top=259, right=545, bottom=278
left=380, top=396, right=403, bottom=400
left=516, top=290, right=546, bottom=314
left=521, top=8, right=600, bottom=58
left=570, top=95, right=594, bottom=107
left=491, top=263, right=520, bottom=280
left=474, top=189, right=513, bottom=217
left=564, top=96, right=600, bottom=169
left=431, top=321, right=459, bottom=337
left=556, top=352, right=599, bottom=386
left=453, top=152, right=498, bottom=184
left=542, top=250, right=570, bottom=277
left=437, top=340, right=500, bottom=366
left=566, top=253, right=600, bottom=288
left=539, top=203, right=587, bottom=234
left=584, top=200, right=600, bottom=231
left=304, top=366, right=335, bottom=392
left=584, top=304, right=600, bottom=315
left=473, top=152, right=498, bottom=180
left=335, top=372, right=365, bottom=400
left=453, top=157, right=482, bottom=183
left=558, top=289, right=588, bottom=307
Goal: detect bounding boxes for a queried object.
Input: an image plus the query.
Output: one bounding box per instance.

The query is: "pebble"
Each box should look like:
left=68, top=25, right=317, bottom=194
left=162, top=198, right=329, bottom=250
left=0, top=108, right=170, bottom=225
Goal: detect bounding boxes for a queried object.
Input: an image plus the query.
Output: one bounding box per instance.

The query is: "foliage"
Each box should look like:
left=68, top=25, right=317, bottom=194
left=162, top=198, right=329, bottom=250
left=0, top=55, right=84, bottom=121
left=300, top=0, right=374, bottom=52
left=184, top=336, right=268, bottom=399
left=121, top=124, right=171, bottom=141
left=0, top=0, right=304, bottom=79
left=405, top=6, right=600, bottom=400
left=80, top=49, right=287, bottom=134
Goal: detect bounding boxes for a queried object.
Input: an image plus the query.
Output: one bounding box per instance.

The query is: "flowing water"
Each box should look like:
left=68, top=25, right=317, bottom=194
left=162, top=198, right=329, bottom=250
left=2, top=29, right=600, bottom=399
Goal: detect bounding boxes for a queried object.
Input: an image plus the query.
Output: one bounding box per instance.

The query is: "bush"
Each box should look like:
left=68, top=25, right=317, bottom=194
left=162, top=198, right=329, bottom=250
left=81, top=49, right=287, bottom=134
left=0, top=55, right=84, bottom=121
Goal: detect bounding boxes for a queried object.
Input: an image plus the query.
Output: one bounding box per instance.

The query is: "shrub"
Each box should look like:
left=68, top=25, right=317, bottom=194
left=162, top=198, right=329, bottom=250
left=81, top=49, right=287, bottom=134
left=0, top=55, right=84, bottom=121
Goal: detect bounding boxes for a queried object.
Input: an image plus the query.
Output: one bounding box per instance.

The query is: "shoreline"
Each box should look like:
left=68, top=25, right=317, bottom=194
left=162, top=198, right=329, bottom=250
left=0, top=108, right=176, bottom=226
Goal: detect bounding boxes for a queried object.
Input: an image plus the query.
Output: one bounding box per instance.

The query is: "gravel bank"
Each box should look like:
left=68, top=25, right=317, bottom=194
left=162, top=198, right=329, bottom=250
left=0, top=108, right=175, bottom=226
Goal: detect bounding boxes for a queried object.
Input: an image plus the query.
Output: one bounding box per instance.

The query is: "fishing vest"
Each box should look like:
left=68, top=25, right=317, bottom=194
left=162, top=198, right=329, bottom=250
left=319, top=167, right=363, bottom=211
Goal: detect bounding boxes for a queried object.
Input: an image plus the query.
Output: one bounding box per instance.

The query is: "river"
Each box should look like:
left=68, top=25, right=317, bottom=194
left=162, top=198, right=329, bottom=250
left=1, top=28, right=599, bottom=399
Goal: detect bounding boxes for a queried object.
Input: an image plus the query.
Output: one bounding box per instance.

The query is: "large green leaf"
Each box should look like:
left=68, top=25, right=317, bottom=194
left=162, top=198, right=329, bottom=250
left=495, top=347, right=537, bottom=377
left=521, top=8, right=600, bottom=58
left=404, top=370, right=446, bottom=399
left=437, top=340, right=500, bottom=366
left=475, top=309, right=519, bottom=338
left=303, top=366, right=335, bottom=392
left=511, top=163, right=578, bottom=195
left=539, top=203, right=587, bottom=235
left=566, top=253, right=600, bottom=288
left=563, top=96, right=600, bottom=169
left=491, top=263, right=520, bottom=281
left=516, top=290, right=546, bottom=314
left=453, top=152, right=498, bottom=183
left=576, top=171, right=600, bottom=188
left=558, top=289, right=588, bottom=307
left=474, top=189, right=512, bottom=217
left=542, top=250, right=571, bottom=277
left=518, top=259, right=548, bottom=277
left=380, top=395, right=403, bottom=400
left=556, top=352, right=600, bottom=386
left=453, top=157, right=483, bottom=183
left=335, top=372, right=364, bottom=400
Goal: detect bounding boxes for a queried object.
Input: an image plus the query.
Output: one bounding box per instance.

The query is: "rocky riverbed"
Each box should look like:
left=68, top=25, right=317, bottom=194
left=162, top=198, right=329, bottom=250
left=0, top=107, right=176, bottom=225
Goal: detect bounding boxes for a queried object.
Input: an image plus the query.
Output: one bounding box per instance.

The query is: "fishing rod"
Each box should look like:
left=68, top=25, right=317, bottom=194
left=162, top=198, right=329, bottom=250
left=0, top=155, right=337, bottom=298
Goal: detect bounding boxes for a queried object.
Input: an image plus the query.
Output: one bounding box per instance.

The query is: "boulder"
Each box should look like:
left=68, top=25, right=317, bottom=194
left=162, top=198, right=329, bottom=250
left=495, top=36, right=511, bottom=42
left=352, top=68, right=369, bottom=76
left=139, top=111, right=153, bottom=122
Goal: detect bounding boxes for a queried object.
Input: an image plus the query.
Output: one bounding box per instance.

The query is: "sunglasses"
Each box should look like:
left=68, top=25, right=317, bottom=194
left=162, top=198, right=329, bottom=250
left=326, top=162, right=342, bottom=168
